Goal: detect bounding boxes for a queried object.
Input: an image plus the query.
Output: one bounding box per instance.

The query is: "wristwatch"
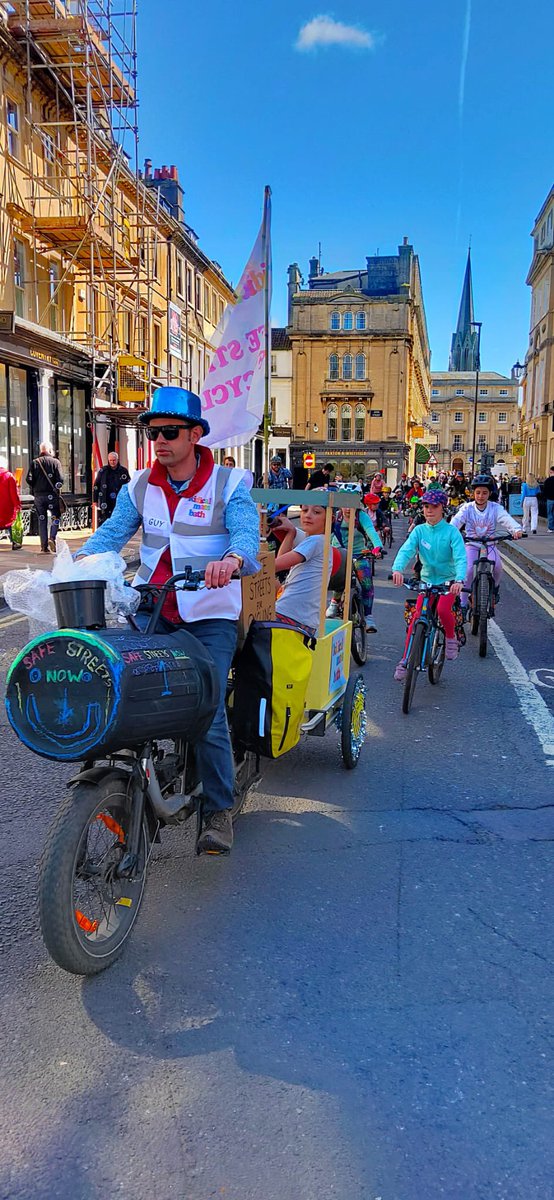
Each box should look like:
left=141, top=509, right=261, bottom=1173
left=226, top=552, right=244, bottom=570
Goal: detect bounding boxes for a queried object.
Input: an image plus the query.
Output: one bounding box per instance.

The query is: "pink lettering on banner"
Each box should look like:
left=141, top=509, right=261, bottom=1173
left=245, top=325, right=264, bottom=354
left=202, top=368, right=257, bottom=411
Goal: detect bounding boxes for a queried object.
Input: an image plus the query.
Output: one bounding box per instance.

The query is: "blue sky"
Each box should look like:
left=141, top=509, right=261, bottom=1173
left=137, top=1, right=552, bottom=375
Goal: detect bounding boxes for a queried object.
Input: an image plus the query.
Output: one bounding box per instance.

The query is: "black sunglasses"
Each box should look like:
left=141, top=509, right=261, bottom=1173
left=145, top=424, right=194, bottom=442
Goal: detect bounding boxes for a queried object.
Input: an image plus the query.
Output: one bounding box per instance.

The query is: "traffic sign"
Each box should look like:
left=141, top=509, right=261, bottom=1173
left=428, top=454, right=438, bottom=465
left=303, top=452, right=316, bottom=469
left=512, top=442, right=525, bottom=457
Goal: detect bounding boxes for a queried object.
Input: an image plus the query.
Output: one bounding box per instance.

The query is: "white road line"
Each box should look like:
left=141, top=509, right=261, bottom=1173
left=500, top=552, right=554, bottom=620
left=489, top=619, right=554, bottom=764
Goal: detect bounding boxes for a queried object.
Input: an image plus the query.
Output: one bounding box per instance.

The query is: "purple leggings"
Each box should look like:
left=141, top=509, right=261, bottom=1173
left=464, top=544, right=502, bottom=594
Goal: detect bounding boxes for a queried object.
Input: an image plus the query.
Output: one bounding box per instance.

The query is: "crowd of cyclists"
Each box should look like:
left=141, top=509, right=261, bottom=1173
left=296, top=462, right=526, bottom=684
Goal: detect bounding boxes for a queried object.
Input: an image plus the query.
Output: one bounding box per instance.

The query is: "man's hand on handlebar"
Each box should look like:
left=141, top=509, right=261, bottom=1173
left=512, top=530, right=524, bottom=539
left=449, top=581, right=463, bottom=596
left=204, top=559, right=238, bottom=589
left=392, top=570, right=404, bottom=587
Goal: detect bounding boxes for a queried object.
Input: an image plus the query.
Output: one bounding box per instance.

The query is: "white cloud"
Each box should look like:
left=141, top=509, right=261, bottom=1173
left=295, top=14, right=375, bottom=52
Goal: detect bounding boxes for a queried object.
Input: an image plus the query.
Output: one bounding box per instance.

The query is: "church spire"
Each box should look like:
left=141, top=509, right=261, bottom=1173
left=449, top=248, right=479, bottom=371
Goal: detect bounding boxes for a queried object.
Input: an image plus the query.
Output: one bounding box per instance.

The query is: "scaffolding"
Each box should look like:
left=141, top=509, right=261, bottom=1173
left=3, top=0, right=164, bottom=405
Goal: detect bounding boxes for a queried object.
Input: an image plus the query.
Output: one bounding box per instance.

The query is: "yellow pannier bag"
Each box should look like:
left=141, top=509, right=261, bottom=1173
left=233, top=621, right=316, bottom=759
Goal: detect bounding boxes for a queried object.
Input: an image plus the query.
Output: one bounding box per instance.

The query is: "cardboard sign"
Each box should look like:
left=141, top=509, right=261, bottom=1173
left=239, top=546, right=276, bottom=642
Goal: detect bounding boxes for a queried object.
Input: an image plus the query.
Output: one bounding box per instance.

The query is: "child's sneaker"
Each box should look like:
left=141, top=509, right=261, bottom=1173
left=326, top=598, right=341, bottom=618
left=394, top=660, right=407, bottom=681
left=445, top=637, right=458, bottom=660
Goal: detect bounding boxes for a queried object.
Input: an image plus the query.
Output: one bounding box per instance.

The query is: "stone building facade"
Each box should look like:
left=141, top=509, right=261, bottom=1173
left=287, top=240, right=431, bottom=485
left=521, top=186, right=554, bottom=477
left=429, top=372, right=520, bottom=476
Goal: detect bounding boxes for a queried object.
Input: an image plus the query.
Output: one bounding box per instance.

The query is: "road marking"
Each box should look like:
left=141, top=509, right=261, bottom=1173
left=500, top=552, right=554, bottom=620
left=489, top=619, right=554, bottom=765
left=529, top=668, right=554, bottom=690
left=0, top=612, right=26, bottom=630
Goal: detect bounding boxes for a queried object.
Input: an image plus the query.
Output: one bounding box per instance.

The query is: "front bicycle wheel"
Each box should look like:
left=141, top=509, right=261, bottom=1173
left=428, top=625, right=445, bottom=684
left=402, top=623, right=425, bottom=715
left=350, top=591, right=368, bottom=666
left=478, top=574, right=490, bottom=658
left=39, top=775, right=149, bottom=975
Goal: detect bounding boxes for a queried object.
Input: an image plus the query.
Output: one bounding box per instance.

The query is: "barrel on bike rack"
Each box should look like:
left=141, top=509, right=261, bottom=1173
left=5, top=626, right=219, bottom=762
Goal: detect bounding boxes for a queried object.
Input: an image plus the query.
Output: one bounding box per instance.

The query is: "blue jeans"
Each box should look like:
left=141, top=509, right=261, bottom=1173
left=547, top=499, right=554, bottom=531
left=189, top=618, right=238, bottom=813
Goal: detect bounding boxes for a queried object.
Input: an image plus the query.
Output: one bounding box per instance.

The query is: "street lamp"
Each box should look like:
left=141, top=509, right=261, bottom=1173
left=470, top=321, right=482, bottom=475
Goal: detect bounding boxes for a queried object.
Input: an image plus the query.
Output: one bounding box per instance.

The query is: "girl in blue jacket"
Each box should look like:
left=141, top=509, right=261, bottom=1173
left=391, top=489, right=466, bottom=680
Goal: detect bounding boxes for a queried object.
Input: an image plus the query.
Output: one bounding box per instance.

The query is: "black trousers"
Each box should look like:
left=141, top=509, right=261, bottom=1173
left=34, top=494, right=61, bottom=549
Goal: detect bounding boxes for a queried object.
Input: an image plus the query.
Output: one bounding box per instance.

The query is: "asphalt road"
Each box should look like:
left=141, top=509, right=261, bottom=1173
left=0, top=534, right=553, bottom=1200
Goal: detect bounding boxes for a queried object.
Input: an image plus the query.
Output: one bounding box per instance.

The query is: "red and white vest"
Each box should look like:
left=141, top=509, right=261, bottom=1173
left=128, top=464, right=247, bottom=622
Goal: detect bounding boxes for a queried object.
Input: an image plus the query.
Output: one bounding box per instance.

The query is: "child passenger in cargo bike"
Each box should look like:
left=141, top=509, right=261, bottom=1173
left=270, top=504, right=332, bottom=638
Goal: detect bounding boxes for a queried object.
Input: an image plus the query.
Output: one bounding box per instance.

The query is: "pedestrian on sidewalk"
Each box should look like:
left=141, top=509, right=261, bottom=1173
left=521, top=473, right=541, bottom=535
left=93, top=452, right=130, bottom=525
left=542, top=466, right=554, bottom=533
left=0, top=458, right=22, bottom=551
left=26, top=442, right=64, bottom=553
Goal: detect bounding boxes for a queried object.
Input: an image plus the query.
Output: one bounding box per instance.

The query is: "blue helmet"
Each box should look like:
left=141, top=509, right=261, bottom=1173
left=138, top=387, right=210, bottom=436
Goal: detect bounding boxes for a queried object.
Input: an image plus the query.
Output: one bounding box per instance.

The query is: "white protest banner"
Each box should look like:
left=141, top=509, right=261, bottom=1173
left=201, top=188, right=271, bottom=449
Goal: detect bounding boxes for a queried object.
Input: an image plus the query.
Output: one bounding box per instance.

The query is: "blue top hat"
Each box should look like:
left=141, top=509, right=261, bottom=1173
left=138, top=387, right=210, bottom=436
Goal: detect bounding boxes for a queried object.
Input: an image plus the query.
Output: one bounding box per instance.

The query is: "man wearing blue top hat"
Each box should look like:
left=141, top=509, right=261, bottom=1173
left=78, top=386, right=260, bottom=854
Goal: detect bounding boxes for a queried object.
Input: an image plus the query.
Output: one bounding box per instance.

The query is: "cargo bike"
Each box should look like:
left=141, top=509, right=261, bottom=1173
left=4, top=490, right=366, bottom=975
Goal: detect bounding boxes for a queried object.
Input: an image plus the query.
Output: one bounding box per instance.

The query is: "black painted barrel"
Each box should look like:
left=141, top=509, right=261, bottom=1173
left=6, top=626, right=219, bottom=762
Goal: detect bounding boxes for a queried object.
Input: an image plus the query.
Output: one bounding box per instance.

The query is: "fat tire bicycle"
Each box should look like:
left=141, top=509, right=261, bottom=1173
left=401, top=582, right=456, bottom=715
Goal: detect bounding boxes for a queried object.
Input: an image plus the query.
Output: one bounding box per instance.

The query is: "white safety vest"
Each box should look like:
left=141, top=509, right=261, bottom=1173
left=128, top=464, right=247, bottom=622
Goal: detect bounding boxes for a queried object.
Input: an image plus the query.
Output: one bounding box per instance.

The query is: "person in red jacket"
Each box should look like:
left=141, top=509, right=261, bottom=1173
left=0, top=460, right=22, bottom=550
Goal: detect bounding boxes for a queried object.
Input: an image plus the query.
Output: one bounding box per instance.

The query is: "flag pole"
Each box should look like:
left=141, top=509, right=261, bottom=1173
left=262, top=185, right=271, bottom=485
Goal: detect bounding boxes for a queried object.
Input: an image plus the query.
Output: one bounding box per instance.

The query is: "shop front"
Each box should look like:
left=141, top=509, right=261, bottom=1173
left=0, top=316, right=93, bottom=528
left=290, top=442, right=409, bottom=487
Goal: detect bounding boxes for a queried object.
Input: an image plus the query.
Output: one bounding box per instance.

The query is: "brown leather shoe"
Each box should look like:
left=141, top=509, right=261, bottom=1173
left=197, top=809, right=233, bottom=855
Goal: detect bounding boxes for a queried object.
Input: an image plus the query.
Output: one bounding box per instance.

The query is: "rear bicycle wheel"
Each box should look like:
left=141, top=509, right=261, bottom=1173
left=39, top=775, right=149, bottom=975
left=350, top=590, right=368, bottom=666
left=428, top=624, right=445, bottom=684
left=402, top=623, right=425, bottom=715
left=340, top=673, right=366, bottom=769
left=478, top=574, right=490, bottom=658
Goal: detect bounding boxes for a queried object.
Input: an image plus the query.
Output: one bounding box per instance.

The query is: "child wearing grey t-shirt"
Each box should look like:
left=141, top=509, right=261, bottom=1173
left=271, top=505, right=331, bottom=636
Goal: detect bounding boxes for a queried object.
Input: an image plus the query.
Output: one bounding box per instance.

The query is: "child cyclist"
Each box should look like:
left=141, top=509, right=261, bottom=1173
left=450, top=473, right=523, bottom=608
left=391, top=488, right=466, bottom=680
left=326, top=496, right=383, bottom=633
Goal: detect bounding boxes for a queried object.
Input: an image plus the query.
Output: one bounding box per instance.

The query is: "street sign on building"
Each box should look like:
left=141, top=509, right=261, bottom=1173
left=512, top=442, right=525, bottom=457
left=412, top=425, right=425, bottom=438
left=303, top=452, right=316, bottom=469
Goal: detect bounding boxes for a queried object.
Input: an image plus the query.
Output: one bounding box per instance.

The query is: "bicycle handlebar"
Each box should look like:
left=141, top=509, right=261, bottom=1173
left=462, top=533, right=527, bottom=544
left=403, top=581, right=453, bottom=594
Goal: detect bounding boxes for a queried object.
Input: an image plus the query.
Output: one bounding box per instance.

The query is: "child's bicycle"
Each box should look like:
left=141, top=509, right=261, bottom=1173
left=464, top=532, right=525, bottom=658
left=400, top=581, right=456, bottom=715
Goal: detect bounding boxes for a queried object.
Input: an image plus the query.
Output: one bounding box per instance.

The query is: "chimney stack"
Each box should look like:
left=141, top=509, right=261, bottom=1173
left=144, top=158, right=152, bottom=178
